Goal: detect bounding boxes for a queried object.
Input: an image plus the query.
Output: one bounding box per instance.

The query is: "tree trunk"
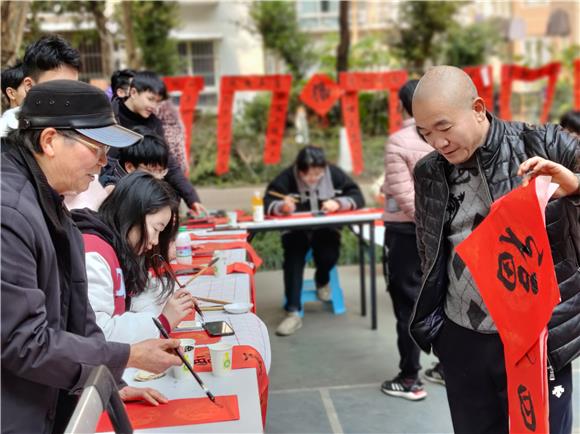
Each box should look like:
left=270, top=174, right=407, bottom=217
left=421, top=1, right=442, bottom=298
left=87, top=2, right=114, bottom=78
left=122, top=1, right=140, bottom=69
left=336, top=0, right=350, bottom=78
left=1, top=1, right=31, bottom=68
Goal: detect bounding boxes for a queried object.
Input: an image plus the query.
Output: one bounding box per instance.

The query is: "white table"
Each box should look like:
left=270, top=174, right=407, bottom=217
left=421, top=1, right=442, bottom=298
left=231, top=210, right=384, bottom=329
left=119, top=368, right=262, bottom=433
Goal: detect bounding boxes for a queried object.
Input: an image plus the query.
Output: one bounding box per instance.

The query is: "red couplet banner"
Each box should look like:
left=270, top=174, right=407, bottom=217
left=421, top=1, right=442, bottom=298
left=338, top=71, right=408, bottom=175
left=163, top=76, right=205, bottom=176
left=456, top=178, right=560, bottom=434
left=463, top=65, right=494, bottom=111
left=499, top=62, right=561, bottom=123
left=216, top=75, right=292, bottom=175
left=574, top=59, right=580, bottom=110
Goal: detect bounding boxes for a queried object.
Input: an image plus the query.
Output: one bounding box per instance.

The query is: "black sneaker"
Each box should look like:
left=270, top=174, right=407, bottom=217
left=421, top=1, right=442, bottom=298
left=381, top=375, right=427, bottom=401
left=424, top=363, right=445, bottom=385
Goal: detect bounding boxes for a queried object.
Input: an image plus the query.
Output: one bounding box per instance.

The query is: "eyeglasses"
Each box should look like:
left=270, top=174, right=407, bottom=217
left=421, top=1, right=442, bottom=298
left=59, top=131, right=110, bottom=158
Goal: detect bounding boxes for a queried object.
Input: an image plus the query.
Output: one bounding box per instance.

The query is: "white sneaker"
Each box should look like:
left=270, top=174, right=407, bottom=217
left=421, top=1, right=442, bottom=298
left=316, top=284, right=331, bottom=302
left=276, top=312, right=302, bottom=336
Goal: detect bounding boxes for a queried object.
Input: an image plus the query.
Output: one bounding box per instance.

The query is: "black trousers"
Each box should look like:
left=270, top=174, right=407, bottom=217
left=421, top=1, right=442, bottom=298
left=281, top=228, right=341, bottom=312
left=434, top=318, right=574, bottom=434
left=383, top=223, right=422, bottom=379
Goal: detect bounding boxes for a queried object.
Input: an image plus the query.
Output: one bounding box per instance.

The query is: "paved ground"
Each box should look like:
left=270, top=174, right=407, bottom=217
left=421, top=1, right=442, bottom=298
left=253, top=266, right=580, bottom=434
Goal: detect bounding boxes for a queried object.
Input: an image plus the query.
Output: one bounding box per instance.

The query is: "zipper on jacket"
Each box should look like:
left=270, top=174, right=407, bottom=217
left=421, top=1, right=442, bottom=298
left=547, top=355, right=555, bottom=381
left=476, top=151, right=494, bottom=206
left=410, top=171, right=449, bottom=337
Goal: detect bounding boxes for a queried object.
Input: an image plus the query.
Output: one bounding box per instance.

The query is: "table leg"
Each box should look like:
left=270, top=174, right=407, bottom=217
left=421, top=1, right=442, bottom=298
left=369, top=222, right=377, bottom=330
left=358, top=223, right=366, bottom=317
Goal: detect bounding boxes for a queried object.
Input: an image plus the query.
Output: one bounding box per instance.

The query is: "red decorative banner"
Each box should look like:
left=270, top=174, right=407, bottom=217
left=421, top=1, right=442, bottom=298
left=574, top=58, right=580, bottom=110
left=463, top=65, right=494, bottom=111
left=499, top=62, right=561, bottom=123
left=216, top=75, right=292, bottom=174
left=456, top=178, right=559, bottom=433
left=163, top=76, right=205, bottom=175
left=339, top=71, right=408, bottom=175
left=299, top=74, right=343, bottom=116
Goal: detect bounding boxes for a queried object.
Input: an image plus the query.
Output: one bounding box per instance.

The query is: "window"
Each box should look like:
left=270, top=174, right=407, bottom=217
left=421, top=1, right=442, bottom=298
left=297, top=0, right=339, bottom=30
left=176, top=40, right=217, bottom=87
left=62, top=31, right=103, bottom=80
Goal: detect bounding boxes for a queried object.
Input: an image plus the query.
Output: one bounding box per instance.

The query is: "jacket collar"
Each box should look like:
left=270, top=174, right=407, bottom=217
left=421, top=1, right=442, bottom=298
left=477, top=112, right=505, bottom=169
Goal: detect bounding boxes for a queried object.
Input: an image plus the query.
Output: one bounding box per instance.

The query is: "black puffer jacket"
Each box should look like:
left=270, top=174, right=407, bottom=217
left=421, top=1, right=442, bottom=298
left=410, top=114, right=580, bottom=372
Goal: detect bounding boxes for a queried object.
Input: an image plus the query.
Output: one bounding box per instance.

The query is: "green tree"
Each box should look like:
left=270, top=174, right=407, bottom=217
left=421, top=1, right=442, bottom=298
left=441, top=20, right=504, bottom=67
left=129, top=1, right=180, bottom=75
left=249, top=1, right=313, bottom=80
left=392, top=1, right=463, bottom=73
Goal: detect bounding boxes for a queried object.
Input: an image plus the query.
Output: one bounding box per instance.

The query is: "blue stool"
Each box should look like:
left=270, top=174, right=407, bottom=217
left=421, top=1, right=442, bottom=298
left=287, top=250, right=346, bottom=316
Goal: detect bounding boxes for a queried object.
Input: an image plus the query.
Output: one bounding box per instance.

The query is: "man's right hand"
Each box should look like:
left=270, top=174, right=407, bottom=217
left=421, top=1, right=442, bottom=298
left=127, top=339, right=182, bottom=373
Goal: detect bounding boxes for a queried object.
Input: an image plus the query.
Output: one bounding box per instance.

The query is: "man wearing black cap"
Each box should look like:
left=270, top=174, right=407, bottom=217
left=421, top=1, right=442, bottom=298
left=1, top=80, right=183, bottom=433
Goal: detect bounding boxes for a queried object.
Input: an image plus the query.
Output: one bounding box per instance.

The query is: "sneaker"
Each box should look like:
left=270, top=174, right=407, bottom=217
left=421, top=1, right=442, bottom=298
left=424, top=363, right=445, bottom=385
left=316, top=284, right=331, bottom=302
left=276, top=312, right=302, bottom=336
left=381, top=375, right=427, bottom=401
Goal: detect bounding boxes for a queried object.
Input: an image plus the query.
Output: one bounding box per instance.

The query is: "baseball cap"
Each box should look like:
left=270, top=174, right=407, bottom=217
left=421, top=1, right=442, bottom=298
left=18, top=80, right=142, bottom=148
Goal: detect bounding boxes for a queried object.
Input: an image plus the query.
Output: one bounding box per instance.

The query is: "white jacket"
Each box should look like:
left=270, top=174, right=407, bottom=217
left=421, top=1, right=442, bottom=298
left=85, top=251, right=166, bottom=344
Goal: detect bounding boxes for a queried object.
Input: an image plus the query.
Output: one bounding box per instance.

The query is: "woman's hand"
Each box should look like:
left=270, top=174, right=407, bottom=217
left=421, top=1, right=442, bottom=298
left=119, top=386, right=168, bottom=406
left=162, top=289, right=194, bottom=328
left=518, top=157, right=579, bottom=198
left=280, top=197, right=296, bottom=215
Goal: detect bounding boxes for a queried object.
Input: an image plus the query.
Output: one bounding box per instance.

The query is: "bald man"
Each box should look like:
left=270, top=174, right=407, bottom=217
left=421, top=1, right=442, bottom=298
left=409, top=66, right=579, bottom=434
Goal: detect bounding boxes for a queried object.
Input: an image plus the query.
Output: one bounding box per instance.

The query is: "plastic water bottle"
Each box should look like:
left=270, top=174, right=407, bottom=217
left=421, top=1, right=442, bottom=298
left=175, top=227, right=192, bottom=265
left=252, top=190, right=264, bottom=222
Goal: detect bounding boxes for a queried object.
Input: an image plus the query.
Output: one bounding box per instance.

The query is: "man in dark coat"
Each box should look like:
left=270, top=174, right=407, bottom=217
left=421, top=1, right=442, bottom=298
left=1, top=80, right=182, bottom=434
left=411, top=65, right=579, bottom=434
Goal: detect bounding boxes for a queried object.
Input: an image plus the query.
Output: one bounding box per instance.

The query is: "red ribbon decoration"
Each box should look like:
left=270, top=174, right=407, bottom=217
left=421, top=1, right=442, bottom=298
left=574, top=58, right=580, bottom=110
left=216, top=75, right=292, bottom=175
left=456, top=178, right=560, bottom=433
left=463, top=65, right=494, bottom=111
left=163, top=76, right=205, bottom=176
left=499, top=62, right=561, bottom=123
left=338, top=71, right=408, bottom=175
left=299, top=73, right=343, bottom=116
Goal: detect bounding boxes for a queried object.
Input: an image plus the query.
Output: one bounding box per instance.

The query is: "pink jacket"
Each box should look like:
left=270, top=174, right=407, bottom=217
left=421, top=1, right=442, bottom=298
left=382, top=118, right=433, bottom=223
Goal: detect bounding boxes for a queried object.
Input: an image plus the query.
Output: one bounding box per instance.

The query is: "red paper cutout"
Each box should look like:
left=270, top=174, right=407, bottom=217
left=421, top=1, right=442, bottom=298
left=216, top=75, right=292, bottom=174
left=574, top=58, right=580, bottom=110
left=163, top=76, right=205, bottom=176
left=96, top=395, right=239, bottom=432
left=339, top=71, right=408, bottom=174
left=194, top=345, right=269, bottom=426
left=299, top=74, right=343, bottom=116
left=499, top=62, right=561, bottom=123
left=463, top=65, right=494, bottom=111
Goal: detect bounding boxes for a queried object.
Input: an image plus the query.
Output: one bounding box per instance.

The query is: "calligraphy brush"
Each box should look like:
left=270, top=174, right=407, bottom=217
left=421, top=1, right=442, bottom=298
left=182, top=257, right=220, bottom=287
left=152, top=317, right=219, bottom=405
left=267, top=190, right=299, bottom=203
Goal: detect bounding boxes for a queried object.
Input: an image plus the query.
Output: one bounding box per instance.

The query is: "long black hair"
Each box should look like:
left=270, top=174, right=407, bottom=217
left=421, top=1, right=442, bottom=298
left=98, top=171, right=179, bottom=299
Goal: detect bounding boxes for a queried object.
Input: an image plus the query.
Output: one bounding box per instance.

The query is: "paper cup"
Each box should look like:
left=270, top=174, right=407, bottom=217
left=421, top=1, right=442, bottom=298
left=171, top=338, right=196, bottom=380
left=209, top=342, right=233, bottom=377
left=213, top=251, right=227, bottom=278
left=226, top=211, right=238, bottom=226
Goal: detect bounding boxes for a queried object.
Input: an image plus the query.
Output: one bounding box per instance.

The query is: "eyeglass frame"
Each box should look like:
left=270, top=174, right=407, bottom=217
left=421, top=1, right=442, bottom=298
left=58, top=130, right=111, bottom=158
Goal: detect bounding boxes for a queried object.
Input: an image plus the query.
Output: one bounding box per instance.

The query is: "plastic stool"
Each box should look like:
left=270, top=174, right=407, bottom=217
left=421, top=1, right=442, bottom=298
left=285, top=250, right=346, bottom=316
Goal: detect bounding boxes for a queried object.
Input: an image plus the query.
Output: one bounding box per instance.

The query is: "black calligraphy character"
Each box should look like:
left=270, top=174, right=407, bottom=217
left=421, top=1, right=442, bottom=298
left=497, top=252, right=517, bottom=291
left=312, top=82, right=331, bottom=102
left=499, top=227, right=543, bottom=265
left=517, top=384, right=537, bottom=431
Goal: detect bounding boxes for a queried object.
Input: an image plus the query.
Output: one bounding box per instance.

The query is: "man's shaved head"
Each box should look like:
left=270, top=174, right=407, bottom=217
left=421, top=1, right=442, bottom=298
left=412, top=65, right=490, bottom=165
left=413, top=65, right=478, bottom=112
